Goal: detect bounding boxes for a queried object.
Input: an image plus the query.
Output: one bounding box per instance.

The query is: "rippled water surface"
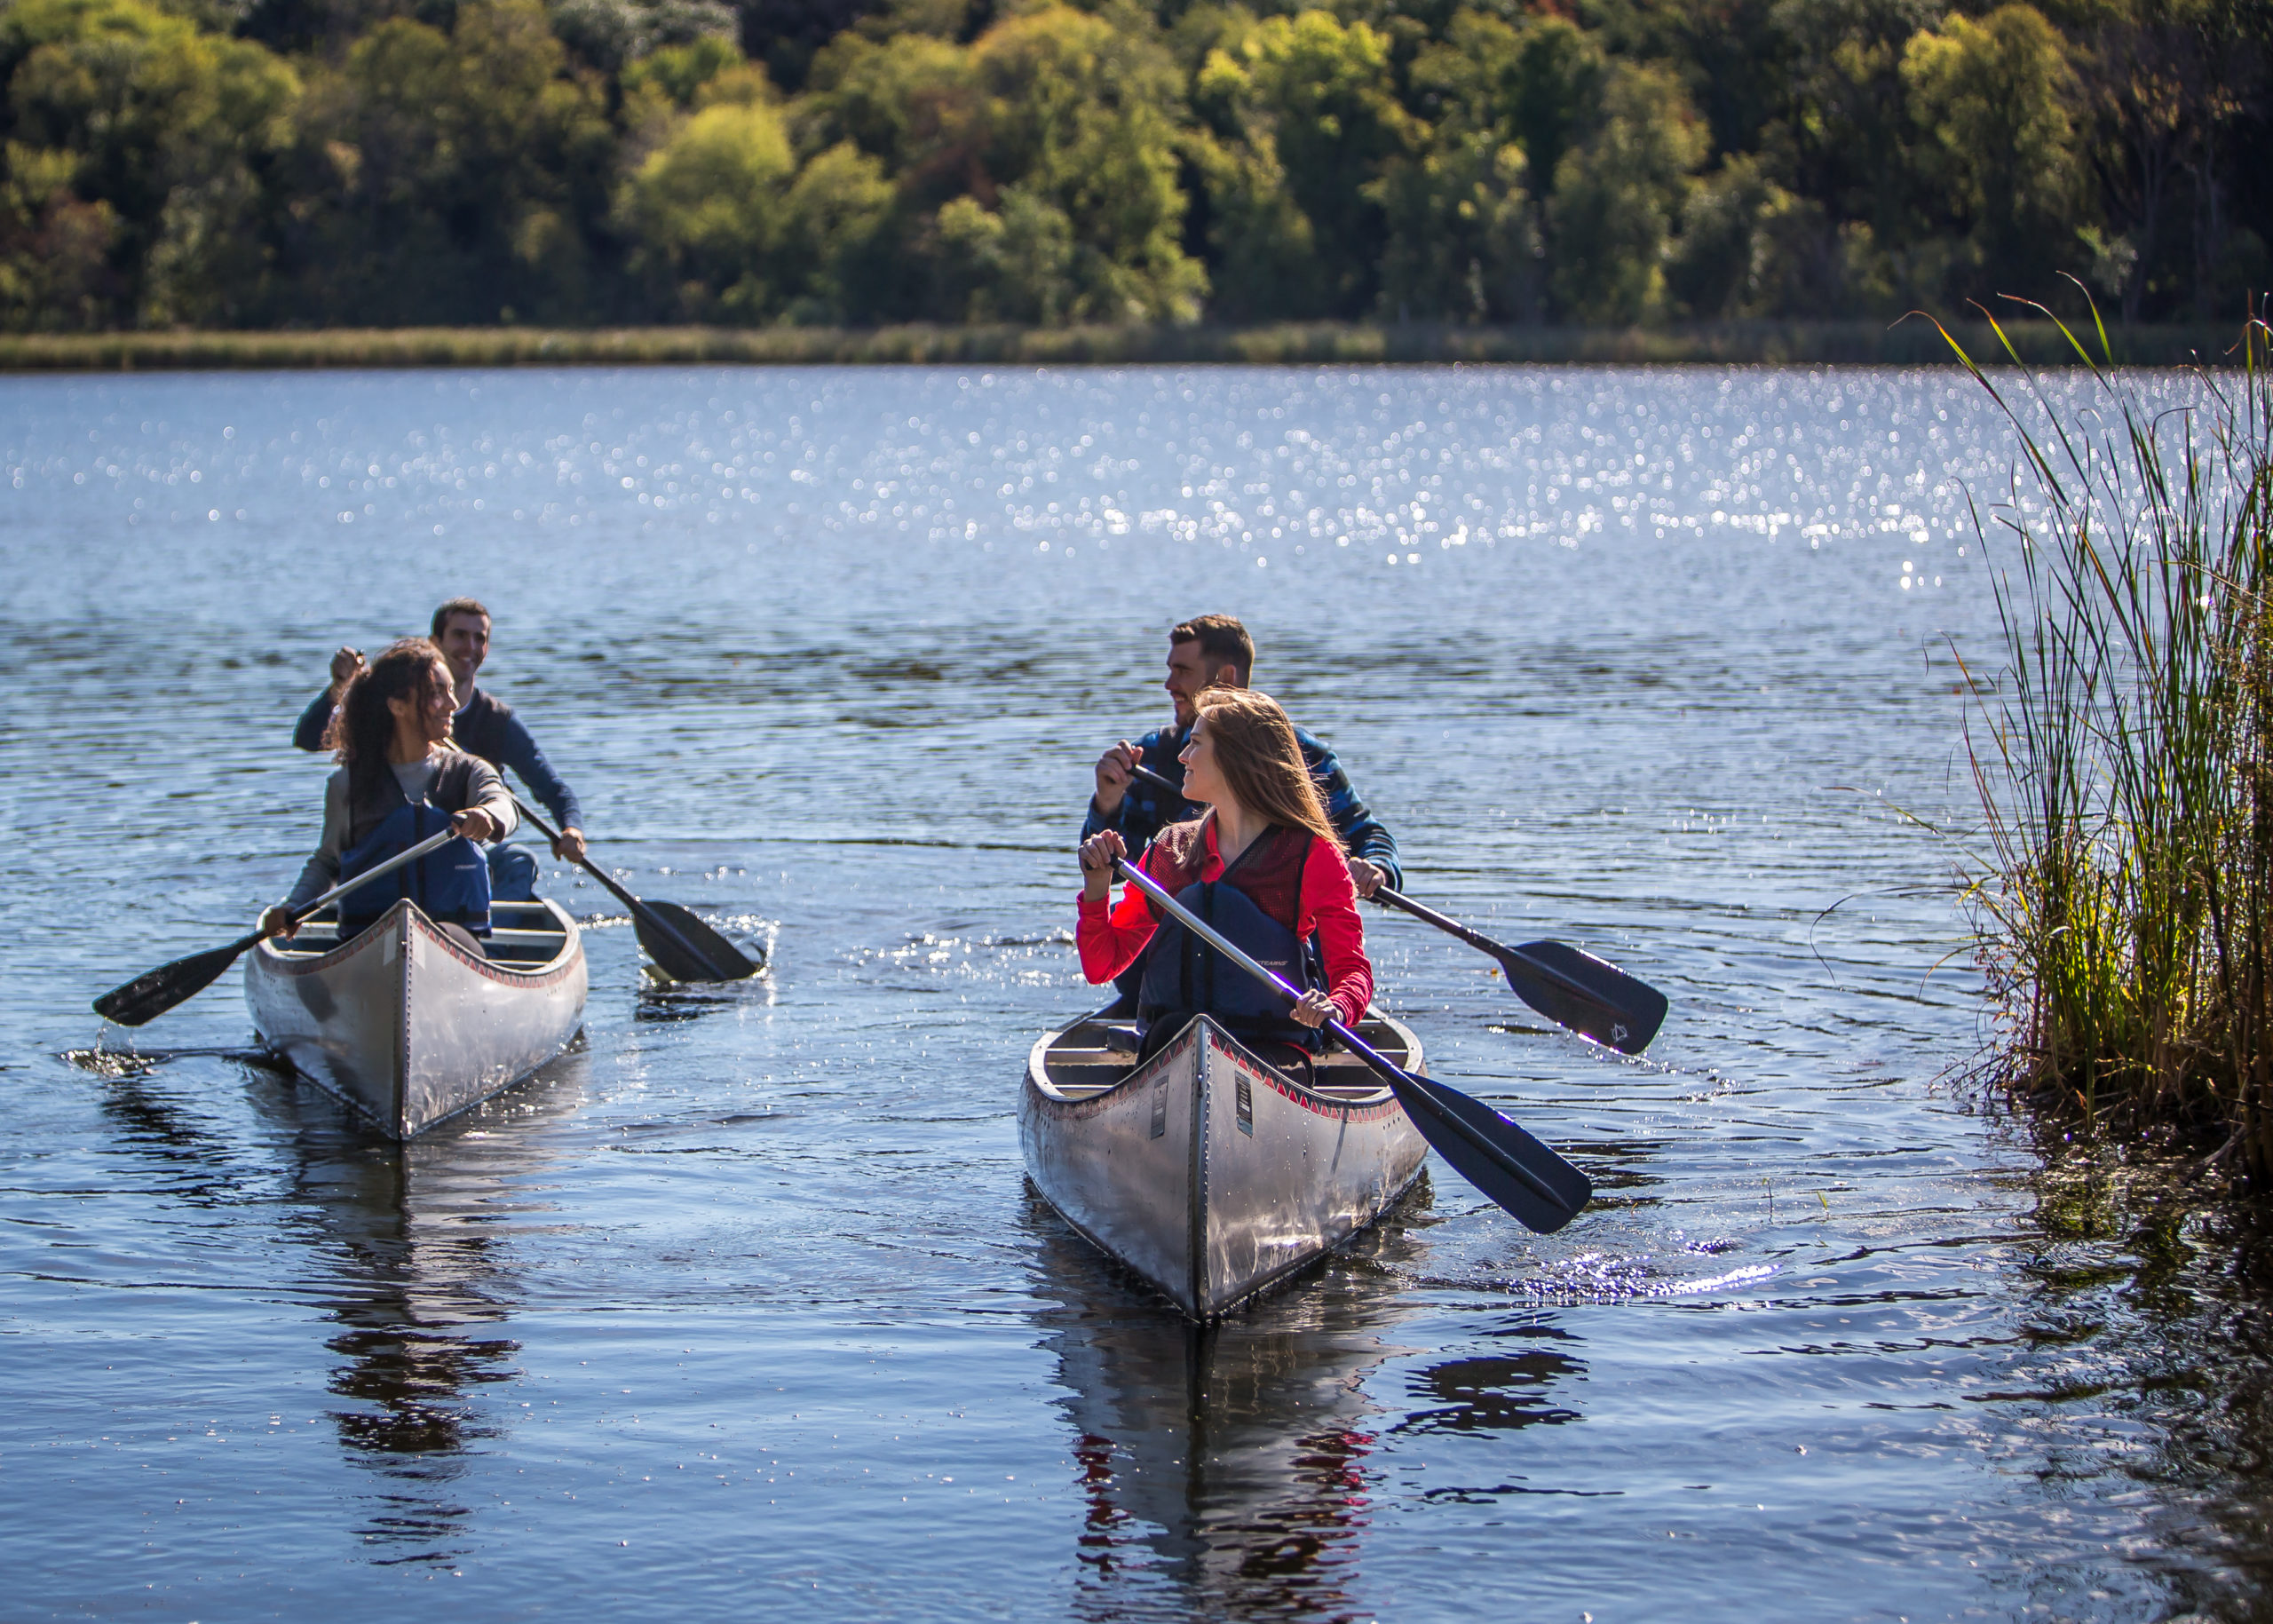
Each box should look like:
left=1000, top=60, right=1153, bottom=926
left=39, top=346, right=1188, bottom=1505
left=5, top=364, right=2269, bottom=1621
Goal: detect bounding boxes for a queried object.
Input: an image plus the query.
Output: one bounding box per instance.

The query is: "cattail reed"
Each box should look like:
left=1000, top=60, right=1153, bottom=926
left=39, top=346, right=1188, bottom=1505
left=1958, top=301, right=2273, bottom=1181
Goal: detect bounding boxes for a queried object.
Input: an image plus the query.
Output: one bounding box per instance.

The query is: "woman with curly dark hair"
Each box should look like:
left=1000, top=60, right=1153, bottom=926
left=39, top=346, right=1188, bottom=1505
left=259, top=638, right=517, bottom=945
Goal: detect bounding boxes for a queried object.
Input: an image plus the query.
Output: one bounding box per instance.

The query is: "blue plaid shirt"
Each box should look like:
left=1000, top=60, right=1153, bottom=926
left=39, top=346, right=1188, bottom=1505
left=1080, top=723, right=1403, bottom=891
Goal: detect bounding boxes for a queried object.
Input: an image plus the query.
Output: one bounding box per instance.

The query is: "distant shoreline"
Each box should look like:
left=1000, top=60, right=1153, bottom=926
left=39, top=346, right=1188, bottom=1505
left=0, top=320, right=2248, bottom=372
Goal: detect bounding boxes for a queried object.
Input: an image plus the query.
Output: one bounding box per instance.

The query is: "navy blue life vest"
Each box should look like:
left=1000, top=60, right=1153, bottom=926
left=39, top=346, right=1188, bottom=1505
left=1137, top=830, right=1324, bottom=1054
left=337, top=801, right=493, bottom=938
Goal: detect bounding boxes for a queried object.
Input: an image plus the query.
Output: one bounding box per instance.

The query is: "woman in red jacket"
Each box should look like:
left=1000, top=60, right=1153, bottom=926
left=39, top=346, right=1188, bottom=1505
left=1077, top=687, right=1373, bottom=1063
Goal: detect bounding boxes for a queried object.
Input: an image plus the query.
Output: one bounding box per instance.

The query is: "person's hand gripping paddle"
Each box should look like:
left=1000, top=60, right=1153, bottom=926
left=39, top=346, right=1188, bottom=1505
left=1112, top=857, right=1592, bottom=1235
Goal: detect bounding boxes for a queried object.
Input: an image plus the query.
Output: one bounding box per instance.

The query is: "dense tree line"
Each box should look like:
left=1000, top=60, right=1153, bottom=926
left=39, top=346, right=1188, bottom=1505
left=0, top=0, right=2263, bottom=331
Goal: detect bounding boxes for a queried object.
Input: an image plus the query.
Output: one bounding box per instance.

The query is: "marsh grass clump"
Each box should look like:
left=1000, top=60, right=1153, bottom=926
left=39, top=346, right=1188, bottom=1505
left=1959, top=298, right=2273, bottom=1181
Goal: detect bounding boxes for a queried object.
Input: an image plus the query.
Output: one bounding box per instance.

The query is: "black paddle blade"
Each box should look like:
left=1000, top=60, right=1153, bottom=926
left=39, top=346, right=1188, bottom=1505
left=1390, top=1068, right=1593, bottom=1233
left=1500, top=939, right=1667, bottom=1055
left=92, top=932, right=259, bottom=1028
left=636, top=900, right=763, bottom=983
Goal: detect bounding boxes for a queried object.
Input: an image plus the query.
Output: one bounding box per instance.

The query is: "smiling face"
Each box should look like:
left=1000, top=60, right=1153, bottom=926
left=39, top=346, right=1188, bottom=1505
left=1164, top=638, right=1238, bottom=730
left=436, top=610, right=489, bottom=694
left=386, top=660, right=457, bottom=751
left=1176, top=715, right=1230, bottom=809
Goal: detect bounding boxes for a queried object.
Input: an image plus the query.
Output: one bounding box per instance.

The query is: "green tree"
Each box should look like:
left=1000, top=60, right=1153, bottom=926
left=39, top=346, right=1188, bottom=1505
left=617, top=93, right=795, bottom=319
left=961, top=4, right=1204, bottom=321
left=1547, top=59, right=1707, bottom=322
left=1666, top=150, right=1845, bottom=318
left=774, top=139, right=897, bottom=321
left=1192, top=8, right=1415, bottom=317
left=1901, top=3, right=2087, bottom=300
left=1370, top=10, right=1538, bottom=321
left=291, top=0, right=614, bottom=323
left=0, top=0, right=298, bottom=326
left=0, top=141, right=118, bottom=329
left=1770, top=0, right=1936, bottom=255
left=806, top=2, right=1203, bottom=322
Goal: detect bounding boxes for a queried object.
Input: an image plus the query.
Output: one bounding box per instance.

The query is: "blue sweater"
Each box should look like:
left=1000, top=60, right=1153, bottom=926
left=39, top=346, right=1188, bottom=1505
left=1080, top=723, right=1403, bottom=892
left=294, top=684, right=583, bottom=834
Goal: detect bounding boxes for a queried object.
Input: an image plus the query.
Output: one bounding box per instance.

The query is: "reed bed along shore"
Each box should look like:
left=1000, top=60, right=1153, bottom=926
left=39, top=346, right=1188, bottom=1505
left=0, top=319, right=2253, bottom=372
left=1960, top=305, right=2273, bottom=1185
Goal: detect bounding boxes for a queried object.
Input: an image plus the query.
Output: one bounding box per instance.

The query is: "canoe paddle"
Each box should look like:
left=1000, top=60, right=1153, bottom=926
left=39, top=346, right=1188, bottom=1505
left=1118, top=761, right=1666, bottom=1053
left=93, top=826, right=461, bottom=1027
left=510, top=798, right=761, bottom=984
left=1112, top=858, right=1592, bottom=1235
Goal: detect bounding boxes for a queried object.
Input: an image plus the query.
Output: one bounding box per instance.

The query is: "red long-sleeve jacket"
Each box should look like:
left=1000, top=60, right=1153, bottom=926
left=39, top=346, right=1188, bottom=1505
left=1077, top=820, right=1374, bottom=1027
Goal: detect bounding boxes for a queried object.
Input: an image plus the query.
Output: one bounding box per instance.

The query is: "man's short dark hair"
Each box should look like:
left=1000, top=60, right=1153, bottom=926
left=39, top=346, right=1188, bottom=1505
left=1172, top=614, right=1254, bottom=685
left=431, top=597, right=490, bottom=638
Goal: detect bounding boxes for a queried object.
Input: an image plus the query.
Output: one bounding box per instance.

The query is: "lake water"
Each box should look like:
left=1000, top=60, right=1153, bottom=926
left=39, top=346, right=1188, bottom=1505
left=4, top=363, right=2264, bottom=1622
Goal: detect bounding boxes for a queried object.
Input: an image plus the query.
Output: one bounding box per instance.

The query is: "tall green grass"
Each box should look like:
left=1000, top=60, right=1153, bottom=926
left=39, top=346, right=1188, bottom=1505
left=1955, top=297, right=2273, bottom=1176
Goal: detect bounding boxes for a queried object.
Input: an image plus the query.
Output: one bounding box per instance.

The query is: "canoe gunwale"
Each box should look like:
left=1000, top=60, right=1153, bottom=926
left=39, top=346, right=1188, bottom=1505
left=1026, top=1010, right=1412, bottom=1121
left=258, top=898, right=583, bottom=991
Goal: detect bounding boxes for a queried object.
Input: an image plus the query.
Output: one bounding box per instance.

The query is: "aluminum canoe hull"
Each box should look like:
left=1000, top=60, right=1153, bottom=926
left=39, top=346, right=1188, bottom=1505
left=1020, top=1012, right=1428, bottom=1319
left=246, top=898, right=587, bottom=1139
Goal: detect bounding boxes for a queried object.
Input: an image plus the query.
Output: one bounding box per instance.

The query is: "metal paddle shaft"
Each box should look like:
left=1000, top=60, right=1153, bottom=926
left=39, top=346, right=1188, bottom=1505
left=92, top=826, right=462, bottom=1027
left=1121, top=759, right=1667, bottom=1054
left=1109, top=858, right=1591, bottom=1234
left=1370, top=887, right=1667, bottom=1055
left=511, top=798, right=759, bottom=984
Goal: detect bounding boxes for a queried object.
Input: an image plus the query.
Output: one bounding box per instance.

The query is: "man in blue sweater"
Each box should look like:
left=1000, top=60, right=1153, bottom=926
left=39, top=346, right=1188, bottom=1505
left=294, top=598, right=584, bottom=899
left=1083, top=614, right=1403, bottom=895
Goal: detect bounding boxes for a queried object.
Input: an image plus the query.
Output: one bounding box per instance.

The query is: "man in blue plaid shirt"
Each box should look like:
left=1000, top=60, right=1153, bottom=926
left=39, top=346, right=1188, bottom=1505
left=1081, top=614, right=1403, bottom=899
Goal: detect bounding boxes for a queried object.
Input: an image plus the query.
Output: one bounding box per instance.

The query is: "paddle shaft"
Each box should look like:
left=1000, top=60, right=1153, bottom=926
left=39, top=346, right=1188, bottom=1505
left=1369, top=884, right=1613, bottom=1011
left=509, top=797, right=744, bottom=979
left=1122, top=761, right=1658, bottom=1048
left=1130, top=763, right=1555, bottom=980
left=91, top=823, right=467, bottom=1025
left=1109, top=858, right=1574, bottom=1214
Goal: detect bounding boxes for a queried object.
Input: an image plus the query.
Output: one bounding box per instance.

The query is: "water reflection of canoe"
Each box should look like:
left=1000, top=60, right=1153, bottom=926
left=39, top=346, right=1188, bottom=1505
left=1023, top=1193, right=1410, bottom=1618
left=1021, top=1010, right=1429, bottom=1319
left=246, top=897, right=587, bottom=1140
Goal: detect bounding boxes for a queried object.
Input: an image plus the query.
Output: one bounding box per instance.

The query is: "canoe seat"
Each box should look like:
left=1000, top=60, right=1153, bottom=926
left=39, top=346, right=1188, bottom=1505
left=274, top=921, right=568, bottom=968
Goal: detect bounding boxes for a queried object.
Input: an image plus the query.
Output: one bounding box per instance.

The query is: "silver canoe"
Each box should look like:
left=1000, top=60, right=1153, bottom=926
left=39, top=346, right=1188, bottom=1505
left=246, top=897, right=588, bottom=1139
left=1021, top=1010, right=1429, bottom=1319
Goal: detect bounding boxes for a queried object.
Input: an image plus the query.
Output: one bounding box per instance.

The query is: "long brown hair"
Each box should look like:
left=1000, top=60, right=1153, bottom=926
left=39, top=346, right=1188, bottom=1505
left=327, top=638, right=449, bottom=805
left=1192, top=687, right=1336, bottom=847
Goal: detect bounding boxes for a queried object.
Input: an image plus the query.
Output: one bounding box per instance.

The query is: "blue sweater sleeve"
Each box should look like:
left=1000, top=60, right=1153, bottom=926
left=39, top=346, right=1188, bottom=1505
left=1297, top=730, right=1403, bottom=893
left=293, top=688, right=336, bottom=753
left=495, top=710, right=583, bottom=832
